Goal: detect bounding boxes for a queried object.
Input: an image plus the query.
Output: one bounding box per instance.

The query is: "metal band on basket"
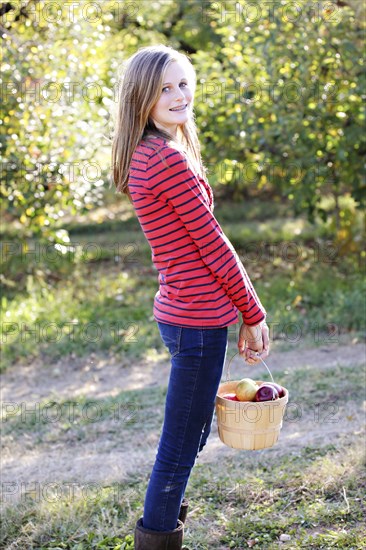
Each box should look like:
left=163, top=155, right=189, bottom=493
left=226, top=352, right=274, bottom=384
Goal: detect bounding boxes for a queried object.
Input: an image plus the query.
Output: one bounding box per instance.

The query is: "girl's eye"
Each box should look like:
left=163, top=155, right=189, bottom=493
left=162, top=82, right=188, bottom=93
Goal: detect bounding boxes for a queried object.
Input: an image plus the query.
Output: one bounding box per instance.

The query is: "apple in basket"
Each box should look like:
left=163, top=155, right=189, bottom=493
left=235, top=378, right=259, bottom=402
left=265, top=381, right=286, bottom=398
left=222, top=393, right=239, bottom=401
left=255, top=383, right=279, bottom=402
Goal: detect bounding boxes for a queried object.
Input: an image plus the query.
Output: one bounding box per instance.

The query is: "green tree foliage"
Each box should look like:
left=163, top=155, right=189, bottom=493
left=194, top=0, right=365, bottom=228
left=1, top=1, right=113, bottom=245
left=1, top=0, right=364, bottom=245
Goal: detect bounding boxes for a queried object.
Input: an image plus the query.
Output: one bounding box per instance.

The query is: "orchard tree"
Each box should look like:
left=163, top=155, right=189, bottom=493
left=1, top=0, right=364, bottom=252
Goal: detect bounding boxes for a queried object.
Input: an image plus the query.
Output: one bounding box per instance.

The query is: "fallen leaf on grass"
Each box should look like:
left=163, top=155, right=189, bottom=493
left=247, top=539, right=259, bottom=547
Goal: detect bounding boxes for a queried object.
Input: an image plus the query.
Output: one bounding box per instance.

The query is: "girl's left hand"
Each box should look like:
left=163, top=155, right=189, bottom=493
left=238, top=321, right=270, bottom=365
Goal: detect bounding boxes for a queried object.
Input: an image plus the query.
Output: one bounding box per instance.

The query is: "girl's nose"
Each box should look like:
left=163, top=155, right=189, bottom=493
left=175, top=87, right=186, bottom=101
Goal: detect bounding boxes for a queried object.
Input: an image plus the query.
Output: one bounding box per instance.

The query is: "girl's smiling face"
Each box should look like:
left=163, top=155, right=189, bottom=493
left=150, top=59, right=194, bottom=137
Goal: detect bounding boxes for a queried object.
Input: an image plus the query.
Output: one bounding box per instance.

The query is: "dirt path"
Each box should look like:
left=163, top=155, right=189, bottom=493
left=1, top=342, right=365, bottom=501
left=3, top=342, right=365, bottom=402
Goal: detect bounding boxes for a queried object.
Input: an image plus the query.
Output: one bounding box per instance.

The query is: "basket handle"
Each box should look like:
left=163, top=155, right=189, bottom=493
left=225, top=352, right=275, bottom=384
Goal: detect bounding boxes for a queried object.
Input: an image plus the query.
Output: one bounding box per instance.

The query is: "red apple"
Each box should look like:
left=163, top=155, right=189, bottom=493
left=222, top=393, right=239, bottom=401
left=262, top=382, right=285, bottom=398
left=255, top=384, right=279, bottom=402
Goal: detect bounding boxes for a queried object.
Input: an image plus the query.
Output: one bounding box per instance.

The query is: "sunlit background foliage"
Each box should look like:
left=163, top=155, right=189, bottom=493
left=0, top=0, right=365, bottom=367
left=2, top=0, right=365, bottom=238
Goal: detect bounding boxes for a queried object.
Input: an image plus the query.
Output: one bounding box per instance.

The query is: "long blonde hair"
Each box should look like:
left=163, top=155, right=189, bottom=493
left=111, top=44, right=206, bottom=195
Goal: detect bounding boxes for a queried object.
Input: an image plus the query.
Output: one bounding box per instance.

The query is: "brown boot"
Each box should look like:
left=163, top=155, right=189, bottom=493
left=178, top=498, right=189, bottom=524
left=134, top=518, right=184, bottom=550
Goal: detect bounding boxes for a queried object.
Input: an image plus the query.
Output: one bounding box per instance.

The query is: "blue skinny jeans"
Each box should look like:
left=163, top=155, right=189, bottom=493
left=142, top=321, right=228, bottom=531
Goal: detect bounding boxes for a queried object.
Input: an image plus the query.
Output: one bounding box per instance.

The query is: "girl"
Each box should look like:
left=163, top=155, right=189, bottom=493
left=111, top=44, right=269, bottom=550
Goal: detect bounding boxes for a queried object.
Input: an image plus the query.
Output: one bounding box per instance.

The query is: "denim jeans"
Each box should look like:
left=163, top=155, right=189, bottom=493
left=142, top=322, right=228, bottom=531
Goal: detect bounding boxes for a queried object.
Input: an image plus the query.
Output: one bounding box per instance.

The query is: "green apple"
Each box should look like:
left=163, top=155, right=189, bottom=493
left=235, top=378, right=258, bottom=402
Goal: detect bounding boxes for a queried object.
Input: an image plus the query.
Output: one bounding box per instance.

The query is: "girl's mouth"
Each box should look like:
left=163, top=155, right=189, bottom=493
left=169, top=104, right=188, bottom=112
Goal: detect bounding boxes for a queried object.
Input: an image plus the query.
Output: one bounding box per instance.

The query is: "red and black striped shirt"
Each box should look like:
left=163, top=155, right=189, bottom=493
left=128, top=136, right=266, bottom=328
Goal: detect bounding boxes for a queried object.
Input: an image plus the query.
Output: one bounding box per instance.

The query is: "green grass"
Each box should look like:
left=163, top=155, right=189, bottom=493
left=2, top=446, right=364, bottom=549
left=1, top=385, right=167, bottom=439
left=1, top=198, right=364, bottom=548
left=1, top=361, right=365, bottom=549
left=1, top=199, right=364, bottom=373
left=0, top=261, right=160, bottom=370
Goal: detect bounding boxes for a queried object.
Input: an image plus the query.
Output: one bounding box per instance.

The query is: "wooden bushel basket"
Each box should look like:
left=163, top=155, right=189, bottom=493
left=215, top=354, right=289, bottom=451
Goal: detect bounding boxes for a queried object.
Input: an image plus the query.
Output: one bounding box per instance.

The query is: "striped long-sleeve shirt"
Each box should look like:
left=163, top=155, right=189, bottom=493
left=128, top=136, right=266, bottom=328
